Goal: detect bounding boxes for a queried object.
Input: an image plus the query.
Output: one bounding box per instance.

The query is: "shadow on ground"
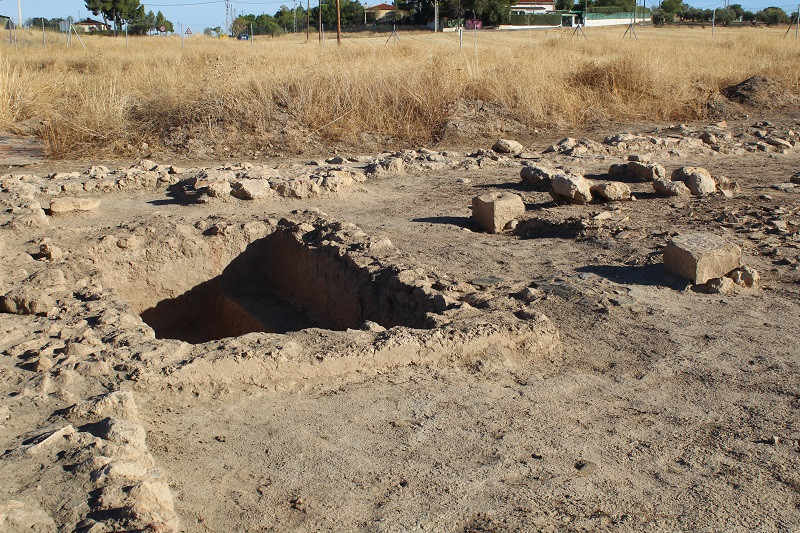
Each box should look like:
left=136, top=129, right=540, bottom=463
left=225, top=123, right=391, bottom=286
left=576, top=264, right=688, bottom=289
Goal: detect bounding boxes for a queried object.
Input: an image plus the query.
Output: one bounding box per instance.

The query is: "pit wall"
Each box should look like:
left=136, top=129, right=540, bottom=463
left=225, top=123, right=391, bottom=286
left=227, top=218, right=449, bottom=331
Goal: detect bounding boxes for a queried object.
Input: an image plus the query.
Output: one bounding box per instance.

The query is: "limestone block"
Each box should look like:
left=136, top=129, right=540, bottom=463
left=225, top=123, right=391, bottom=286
left=471, top=192, right=525, bottom=233
left=49, top=197, right=100, bottom=214
left=663, top=233, right=742, bottom=284
left=591, top=181, right=631, bottom=201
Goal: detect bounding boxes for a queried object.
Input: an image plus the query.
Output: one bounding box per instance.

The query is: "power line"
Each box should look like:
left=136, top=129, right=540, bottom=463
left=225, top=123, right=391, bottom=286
left=147, top=1, right=224, bottom=6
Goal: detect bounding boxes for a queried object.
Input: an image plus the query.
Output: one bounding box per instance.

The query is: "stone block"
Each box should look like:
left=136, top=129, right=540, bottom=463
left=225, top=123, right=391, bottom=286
left=551, top=174, right=593, bottom=204
left=471, top=192, right=525, bottom=233
left=49, top=197, right=101, bottom=214
left=591, top=182, right=631, bottom=201
left=663, top=233, right=742, bottom=284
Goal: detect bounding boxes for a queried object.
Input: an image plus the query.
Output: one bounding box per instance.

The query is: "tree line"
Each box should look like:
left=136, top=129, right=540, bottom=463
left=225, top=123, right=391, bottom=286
left=84, top=0, right=175, bottom=34
left=652, top=1, right=797, bottom=25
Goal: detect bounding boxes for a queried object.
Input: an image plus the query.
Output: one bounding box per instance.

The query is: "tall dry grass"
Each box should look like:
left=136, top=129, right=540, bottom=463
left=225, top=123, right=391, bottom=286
left=0, top=26, right=798, bottom=157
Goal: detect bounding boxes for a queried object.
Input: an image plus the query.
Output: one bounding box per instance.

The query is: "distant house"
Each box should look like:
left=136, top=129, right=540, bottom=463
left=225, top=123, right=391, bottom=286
left=510, top=0, right=556, bottom=14
left=366, top=3, right=400, bottom=22
left=74, top=18, right=110, bottom=32
left=0, top=15, right=12, bottom=29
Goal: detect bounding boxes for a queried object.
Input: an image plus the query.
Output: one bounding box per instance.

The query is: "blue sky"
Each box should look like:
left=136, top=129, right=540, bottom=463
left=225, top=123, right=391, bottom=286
left=6, top=0, right=799, bottom=31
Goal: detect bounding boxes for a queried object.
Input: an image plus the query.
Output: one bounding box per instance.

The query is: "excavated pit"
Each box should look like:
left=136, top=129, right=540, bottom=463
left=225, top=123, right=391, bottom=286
left=126, top=219, right=441, bottom=344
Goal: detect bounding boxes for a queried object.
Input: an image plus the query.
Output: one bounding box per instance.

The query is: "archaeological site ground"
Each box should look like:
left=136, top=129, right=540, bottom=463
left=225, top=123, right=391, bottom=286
left=1, top=25, right=799, bottom=532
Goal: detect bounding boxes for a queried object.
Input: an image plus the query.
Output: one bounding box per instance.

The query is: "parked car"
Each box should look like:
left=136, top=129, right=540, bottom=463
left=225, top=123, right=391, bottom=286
left=237, top=33, right=250, bottom=40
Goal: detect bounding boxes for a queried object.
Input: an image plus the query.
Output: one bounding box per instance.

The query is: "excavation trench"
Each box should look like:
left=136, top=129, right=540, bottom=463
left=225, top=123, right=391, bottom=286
left=129, top=225, right=437, bottom=344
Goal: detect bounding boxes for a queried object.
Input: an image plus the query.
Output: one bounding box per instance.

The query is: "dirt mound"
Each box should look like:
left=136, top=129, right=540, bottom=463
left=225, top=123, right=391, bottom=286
left=721, top=76, right=796, bottom=108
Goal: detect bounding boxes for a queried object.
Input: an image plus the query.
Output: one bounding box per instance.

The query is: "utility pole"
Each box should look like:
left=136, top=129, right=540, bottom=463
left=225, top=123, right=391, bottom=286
left=711, top=8, right=715, bottom=38
left=225, top=0, right=230, bottom=36
left=294, top=0, right=297, bottom=33
left=434, top=0, right=438, bottom=31
left=307, top=0, right=310, bottom=39
left=319, top=0, right=323, bottom=44
left=42, top=17, right=46, bottom=45
left=335, top=0, right=342, bottom=45
left=18, top=0, right=22, bottom=31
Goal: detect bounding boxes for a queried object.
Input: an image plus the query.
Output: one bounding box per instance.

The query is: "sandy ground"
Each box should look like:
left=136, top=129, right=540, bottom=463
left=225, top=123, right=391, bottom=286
left=1, top=112, right=799, bottom=532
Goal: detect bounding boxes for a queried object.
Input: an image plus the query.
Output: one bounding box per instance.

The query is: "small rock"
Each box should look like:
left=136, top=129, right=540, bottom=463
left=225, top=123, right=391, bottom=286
left=550, top=174, right=593, bottom=204
left=520, top=165, right=555, bottom=186
left=653, top=179, right=691, bottom=197
left=39, top=243, right=63, bottom=261
left=672, top=167, right=716, bottom=196
left=708, top=276, right=736, bottom=294
left=205, top=181, right=232, bottom=198
left=492, top=139, right=524, bottom=155
left=627, top=161, right=666, bottom=181
left=591, top=182, right=631, bottom=202
left=231, top=179, right=272, bottom=200
left=729, top=266, right=759, bottom=288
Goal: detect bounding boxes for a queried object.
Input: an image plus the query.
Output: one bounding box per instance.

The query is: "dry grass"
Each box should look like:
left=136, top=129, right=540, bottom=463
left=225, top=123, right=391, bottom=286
left=0, top=26, right=798, bottom=157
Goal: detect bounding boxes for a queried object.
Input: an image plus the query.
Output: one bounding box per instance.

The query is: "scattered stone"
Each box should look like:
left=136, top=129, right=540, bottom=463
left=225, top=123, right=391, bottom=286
left=204, top=181, right=232, bottom=198
left=88, top=165, right=109, bottom=177
left=49, top=197, right=101, bottom=215
left=471, top=192, right=525, bottom=234
left=520, top=165, right=555, bottom=186
left=708, top=276, right=736, bottom=295
left=492, top=139, right=524, bottom=155
left=653, top=178, right=691, bottom=197
left=0, top=287, right=55, bottom=316
left=39, top=243, right=63, bottom=261
left=550, top=174, right=593, bottom=204
left=672, top=167, right=716, bottom=196
left=716, top=175, right=740, bottom=197
left=627, top=161, right=666, bottom=181
left=591, top=182, right=631, bottom=202
left=791, top=172, right=800, bottom=184
left=608, top=163, right=628, bottom=179
left=663, top=233, right=742, bottom=284
left=699, top=131, right=717, bottom=145
left=772, top=183, right=800, bottom=193
left=22, top=425, right=76, bottom=455
left=730, top=266, right=759, bottom=288
left=231, top=179, right=272, bottom=200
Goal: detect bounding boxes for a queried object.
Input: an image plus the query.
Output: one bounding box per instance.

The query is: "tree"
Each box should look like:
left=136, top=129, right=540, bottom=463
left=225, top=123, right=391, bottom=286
left=155, top=11, right=174, bottom=32
left=715, top=7, right=735, bottom=25
left=755, top=6, right=788, bottom=25
left=84, top=0, right=142, bottom=34
left=310, top=0, right=365, bottom=28
left=651, top=8, right=674, bottom=24
left=555, top=0, right=576, bottom=11
left=660, top=0, right=683, bottom=14
left=728, top=3, right=744, bottom=20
